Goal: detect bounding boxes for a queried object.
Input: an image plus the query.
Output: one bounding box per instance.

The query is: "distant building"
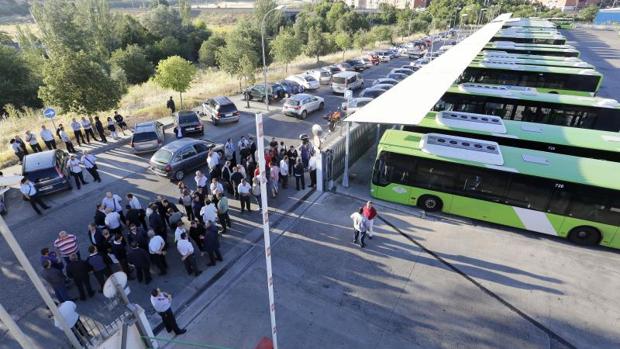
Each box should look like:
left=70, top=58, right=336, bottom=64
left=594, top=7, right=620, bottom=24
left=533, top=0, right=600, bottom=12
left=346, top=0, right=430, bottom=10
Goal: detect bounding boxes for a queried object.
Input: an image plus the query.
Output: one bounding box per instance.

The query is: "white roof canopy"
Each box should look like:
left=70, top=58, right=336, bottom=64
left=346, top=13, right=512, bottom=126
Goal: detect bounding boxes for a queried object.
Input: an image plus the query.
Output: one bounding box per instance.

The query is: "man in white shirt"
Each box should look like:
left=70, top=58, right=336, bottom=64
left=237, top=178, right=252, bottom=213
left=70, top=118, right=85, bottom=146
left=104, top=208, right=122, bottom=236
left=101, top=192, right=125, bottom=221
left=81, top=151, right=101, bottom=182
left=126, top=193, right=142, bottom=210
left=57, top=125, right=76, bottom=153
left=279, top=156, right=289, bottom=189
left=20, top=177, right=50, bottom=214
left=174, top=221, right=187, bottom=243
left=194, top=170, right=208, bottom=189
left=350, top=208, right=368, bottom=248
left=40, top=125, right=57, bottom=150
left=308, top=155, right=317, bottom=188
left=54, top=301, right=90, bottom=342
left=199, top=199, right=218, bottom=223
left=66, top=154, right=88, bottom=189
left=177, top=232, right=201, bottom=276
left=209, top=178, right=224, bottom=197
left=150, top=288, right=186, bottom=335
left=80, top=117, right=97, bottom=143
left=25, top=130, right=42, bottom=153
left=148, top=230, right=168, bottom=275
left=206, top=150, right=220, bottom=170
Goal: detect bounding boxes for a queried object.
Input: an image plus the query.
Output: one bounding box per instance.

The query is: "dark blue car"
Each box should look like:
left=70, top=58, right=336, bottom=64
left=276, top=80, right=304, bottom=97
left=22, top=150, right=72, bottom=195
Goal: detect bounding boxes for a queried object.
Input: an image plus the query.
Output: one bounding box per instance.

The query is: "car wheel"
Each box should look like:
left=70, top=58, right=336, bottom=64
left=319, top=102, right=324, bottom=111
left=301, top=110, right=308, bottom=120
left=174, top=170, right=185, bottom=181
left=418, top=195, right=442, bottom=212
left=568, top=226, right=601, bottom=246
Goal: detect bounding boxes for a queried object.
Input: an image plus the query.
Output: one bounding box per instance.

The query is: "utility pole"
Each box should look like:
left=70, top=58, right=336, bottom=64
left=0, top=303, right=35, bottom=348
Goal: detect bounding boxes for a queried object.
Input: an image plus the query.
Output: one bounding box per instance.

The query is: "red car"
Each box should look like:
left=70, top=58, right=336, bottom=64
left=364, top=53, right=380, bottom=65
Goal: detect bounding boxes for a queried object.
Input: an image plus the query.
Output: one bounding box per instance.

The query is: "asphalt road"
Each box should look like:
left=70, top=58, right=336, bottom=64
left=0, top=56, right=412, bottom=348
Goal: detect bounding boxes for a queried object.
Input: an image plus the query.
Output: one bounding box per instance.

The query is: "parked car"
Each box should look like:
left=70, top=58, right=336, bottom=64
left=335, top=62, right=355, bottom=71
left=131, top=121, right=165, bottom=153
left=276, top=80, right=304, bottom=97
left=390, top=68, right=414, bottom=76
left=243, top=84, right=281, bottom=103
left=363, top=53, right=380, bottom=65
left=149, top=138, right=222, bottom=181
left=331, top=71, right=364, bottom=94
left=282, top=93, right=325, bottom=119
left=22, top=150, right=72, bottom=195
left=175, top=111, right=204, bottom=137
left=412, top=57, right=431, bottom=67
left=407, top=49, right=425, bottom=59
left=401, top=64, right=418, bottom=71
left=356, top=57, right=374, bottom=69
left=341, top=97, right=373, bottom=115
left=202, top=96, right=240, bottom=125
left=305, top=69, right=332, bottom=85
left=386, top=72, right=408, bottom=81
left=325, top=65, right=342, bottom=75
left=376, top=51, right=391, bottom=62
left=372, top=78, right=399, bottom=87
left=386, top=49, right=399, bottom=58
left=372, top=83, right=395, bottom=91
left=359, top=87, right=387, bottom=99
left=286, top=75, right=320, bottom=90
left=345, top=59, right=366, bottom=71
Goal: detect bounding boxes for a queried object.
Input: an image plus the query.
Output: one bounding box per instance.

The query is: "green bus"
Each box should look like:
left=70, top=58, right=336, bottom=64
left=478, top=51, right=587, bottom=62
left=491, top=33, right=567, bottom=45
left=472, top=56, right=594, bottom=69
left=502, top=18, right=557, bottom=29
left=403, top=111, right=620, bottom=162
left=459, top=62, right=602, bottom=96
left=433, top=84, right=620, bottom=132
left=371, top=130, right=620, bottom=249
left=548, top=17, right=575, bottom=29
left=484, top=42, right=580, bottom=57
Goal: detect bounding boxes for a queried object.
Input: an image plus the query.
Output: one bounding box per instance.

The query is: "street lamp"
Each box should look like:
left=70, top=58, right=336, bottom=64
left=458, top=14, right=468, bottom=41
left=261, top=5, right=286, bottom=112
left=477, top=9, right=487, bottom=26
left=451, top=7, right=462, bottom=29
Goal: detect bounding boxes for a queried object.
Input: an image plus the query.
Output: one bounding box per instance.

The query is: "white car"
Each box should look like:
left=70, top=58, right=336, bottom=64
left=341, top=97, right=373, bottom=115
left=282, top=93, right=325, bottom=119
left=286, top=74, right=320, bottom=90
left=376, top=51, right=391, bottom=62
left=305, top=69, right=332, bottom=85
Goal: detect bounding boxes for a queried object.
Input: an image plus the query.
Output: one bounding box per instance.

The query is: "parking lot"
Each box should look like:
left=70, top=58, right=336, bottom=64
left=0, top=55, right=413, bottom=348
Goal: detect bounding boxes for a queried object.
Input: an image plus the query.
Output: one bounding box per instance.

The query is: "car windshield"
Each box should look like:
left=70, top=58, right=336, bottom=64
left=178, top=113, right=198, bottom=123
left=356, top=100, right=371, bottom=107
left=320, top=71, right=330, bottom=77
left=152, top=149, right=173, bottom=164
left=24, top=154, right=55, bottom=172
left=132, top=132, right=157, bottom=142
left=217, top=104, right=237, bottom=113
left=332, top=76, right=347, bottom=84
left=286, top=99, right=301, bottom=106
left=304, top=76, right=316, bottom=82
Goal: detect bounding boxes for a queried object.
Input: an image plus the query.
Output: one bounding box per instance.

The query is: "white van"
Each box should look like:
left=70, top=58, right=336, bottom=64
left=331, top=71, right=364, bottom=94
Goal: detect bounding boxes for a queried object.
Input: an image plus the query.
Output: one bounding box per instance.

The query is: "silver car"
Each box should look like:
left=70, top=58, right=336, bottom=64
left=342, top=97, right=373, bottom=115
left=282, top=93, right=325, bottom=119
left=149, top=138, right=222, bottom=181
left=131, top=121, right=165, bottom=153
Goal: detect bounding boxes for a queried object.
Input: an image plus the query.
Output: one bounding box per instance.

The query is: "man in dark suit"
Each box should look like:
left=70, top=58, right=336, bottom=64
left=66, top=254, right=95, bottom=300
left=127, top=242, right=152, bottom=284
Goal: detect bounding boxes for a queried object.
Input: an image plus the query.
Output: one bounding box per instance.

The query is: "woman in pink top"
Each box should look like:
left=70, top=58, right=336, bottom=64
left=269, top=161, right=280, bottom=198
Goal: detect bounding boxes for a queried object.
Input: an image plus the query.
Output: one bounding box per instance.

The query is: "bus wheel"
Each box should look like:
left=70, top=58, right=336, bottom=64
left=568, top=226, right=601, bottom=246
left=418, top=195, right=442, bottom=212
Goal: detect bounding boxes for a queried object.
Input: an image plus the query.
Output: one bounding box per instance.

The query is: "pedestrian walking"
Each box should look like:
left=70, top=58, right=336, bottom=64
left=293, top=158, right=305, bottom=190
left=70, top=118, right=85, bottom=146
left=150, top=289, right=186, bottom=335
left=173, top=220, right=187, bottom=244
left=199, top=199, right=218, bottom=224
left=14, top=135, right=28, bottom=155
left=94, top=116, right=107, bottom=143
left=204, top=221, right=223, bottom=266
left=148, top=204, right=167, bottom=243
left=81, top=151, right=101, bottom=183
left=166, top=96, right=176, bottom=114
left=269, top=160, right=279, bottom=198
left=126, top=193, right=147, bottom=229
left=58, top=125, right=76, bottom=153
left=238, top=136, right=249, bottom=161
left=237, top=178, right=252, bottom=213
left=86, top=245, right=109, bottom=292
left=178, top=189, right=194, bottom=221
left=362, top=201, right=377, bottom=239
left=94, top=204, right=107, bottom=230
left=206, top=150, right=220, bottom=173
left=25, top=130, right=42, bottom=153
left=216, top=193, right=231, bottom=234
left=10, top=138, right=25, bottom=163
left=177, top=233, right=201, bottom=276
left=67, top=154, right=88, bottom=189
left=188, top=220, right=206, bottom=253
left=54, top=301, right=91, bottom=345
left=102, top=192, right=125, bottom=222
left=351, top=208, right=369, bottom=248
left=41, top=260, right=70, bottom=302
left=210, top=178, right=224, bottom=197
left=194, top=170, right=208, bottom=190
left=107, top=117, right=118, bottom=139
left=20, top=178, right=50, bottom=214
left=113, top=111, right=128, bottom=135
left=279, top=156, right=289, bottom=189
left=54, top=231, right=80, bottom=264
left=230, top=166, right=244, bottom=199
left=148, top=230, right=168, bottom=275
left=191, top=194, right=204, bottom=224
left=81, top=117, right=97, bottom=143
left=251, top=177, right=262, bottom=210
left=309, top=154, right=317, bottom=189
left=66, top=254, right=95, bottom=300
left=40, top=125, right=57, bottom=150
left=287, top=146, right=297, bottom=173
left=127, top=241, right=152, bottom=284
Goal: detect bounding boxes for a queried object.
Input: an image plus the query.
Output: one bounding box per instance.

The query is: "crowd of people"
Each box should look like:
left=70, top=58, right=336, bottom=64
left=8, top=112, right=129, bottom=164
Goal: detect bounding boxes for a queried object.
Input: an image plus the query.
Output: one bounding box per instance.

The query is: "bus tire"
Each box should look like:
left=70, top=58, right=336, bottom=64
left=418, top=195, right=442, bottom=212
left=568, top=226, right=601, bottom=246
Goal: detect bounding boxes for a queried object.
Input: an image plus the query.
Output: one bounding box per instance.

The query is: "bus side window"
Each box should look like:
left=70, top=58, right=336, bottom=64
left=566, top=186, right=620, bottom=226
left=504, top=175, right=553, bottom=211
left=459, top=169, right=508, bottom=202
left=372, top=157, right=389, bottom=186
left=413, top=159, right=459, bottom=191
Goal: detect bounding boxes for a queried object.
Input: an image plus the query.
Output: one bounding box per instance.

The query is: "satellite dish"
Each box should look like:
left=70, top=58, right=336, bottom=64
left=103, top=272, right=130, bottom=298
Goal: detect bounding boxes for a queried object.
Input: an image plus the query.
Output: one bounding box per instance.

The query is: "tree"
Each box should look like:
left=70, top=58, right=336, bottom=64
left=179, top=0, right=192, bottom=25
left=113, top=14, right=151, bottom=49
left=142, top=4, right=184, bottom=40
left=304, top=26, right=328, bottom=63
left=371, top=26, right=393, bottom=44
left=110, top=44, right=154, bottom=84
left=254, top=0, right=282, bottom=37
left=31, top=0, right=90, bottom=54
left=334, top=32, right=351, bottom=60
left=39, top=50, right=123, bottom=114
left=353, top=31, right=373, bottom=53
left=153, top=56, right=197, bottom=109
left=198, top=34, right=226, bottom=67
left=270, top=30, right=301, bottom=72
left=326, top=1, right=349, bottom=32
left=578, top=5, right=599, bottom=23
left=217, top=29, right=260, bottom=91
left=0, top=46, right=42, bottom=109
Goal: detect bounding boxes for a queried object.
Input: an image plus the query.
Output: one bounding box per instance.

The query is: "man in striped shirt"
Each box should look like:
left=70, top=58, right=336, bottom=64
left=54, top=231, right=80, bottom=264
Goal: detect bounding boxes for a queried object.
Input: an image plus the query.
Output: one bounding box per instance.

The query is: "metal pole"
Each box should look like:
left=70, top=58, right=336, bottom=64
left=255, top=113, right=279, bottom=349
left=0, top=217, right=83, bottom=348
left=0, top=303, right=35, bottom=348
left=342, top=121, right=350, bottom=188
left=261, top=14, right=269, bottom=112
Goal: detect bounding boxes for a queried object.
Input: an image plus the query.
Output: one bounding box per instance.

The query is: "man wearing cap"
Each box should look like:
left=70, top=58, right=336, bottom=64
left=67, top=154, right=88, bottom=189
